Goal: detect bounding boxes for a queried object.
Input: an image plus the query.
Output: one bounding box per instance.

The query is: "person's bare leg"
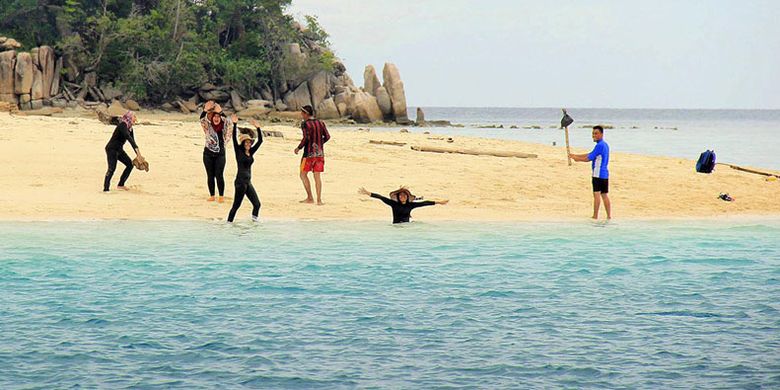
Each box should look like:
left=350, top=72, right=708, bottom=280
left=299, top=171, right=314, bottom=203
left=592, top=192, right=601, bottom=219
left=601, top=193, right=612, bottom=220
left=313, top=172, right=323, bottom=205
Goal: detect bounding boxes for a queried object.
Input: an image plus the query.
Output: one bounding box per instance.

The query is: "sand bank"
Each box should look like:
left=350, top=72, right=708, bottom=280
left=1, top=111, right=779, bottom=222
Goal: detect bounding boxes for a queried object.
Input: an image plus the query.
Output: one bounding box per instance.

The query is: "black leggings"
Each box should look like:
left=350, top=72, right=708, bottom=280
left=227, top=182, right=261, bottom=222
left=104, top=148, right=133, bottom=191
left=203, top=150, right=226, bottom=196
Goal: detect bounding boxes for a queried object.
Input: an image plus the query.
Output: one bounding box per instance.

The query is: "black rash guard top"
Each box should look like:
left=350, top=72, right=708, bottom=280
left=370, top=193, right=436, bottom=223
left=105, top=122, right=138, bottom=151
left=232, top=125, right=263, bottom=184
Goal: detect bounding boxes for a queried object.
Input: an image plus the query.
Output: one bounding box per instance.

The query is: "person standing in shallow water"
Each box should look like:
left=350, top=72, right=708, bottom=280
left=200, top=101, right=233, bottom=203
left=103, top=111, right=143, bottom=192
left=294, top=105, right=330, bottom=205
left=227, top=117, right=264, bottom=223
left=358, top=187, right=448, bottom=223
left=569, top=125, right=612, bottom=220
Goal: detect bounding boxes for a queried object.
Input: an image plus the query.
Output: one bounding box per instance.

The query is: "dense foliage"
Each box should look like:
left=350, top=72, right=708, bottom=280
left=0, top=0, right=334, bottom=102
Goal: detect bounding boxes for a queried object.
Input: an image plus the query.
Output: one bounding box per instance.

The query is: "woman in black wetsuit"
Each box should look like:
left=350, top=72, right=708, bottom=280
left=103, top=111, right=144, bottom=192
left=358, top=187, right=448, bottom=223
left=227, top=118, right=264, bottom=222
left=200, top=101, right=233, bottom=203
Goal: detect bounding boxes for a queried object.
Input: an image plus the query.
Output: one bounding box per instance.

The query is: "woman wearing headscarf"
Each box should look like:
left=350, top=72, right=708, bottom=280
left=103, top=111, right=143, bottom=192
left=358, top=186, right=448, bottom=223
left=200, top=101, right=234, bottom=202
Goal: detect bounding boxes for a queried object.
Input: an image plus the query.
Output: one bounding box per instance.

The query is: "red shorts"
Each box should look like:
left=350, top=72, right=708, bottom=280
left=300, top=157, right=325, bottom=173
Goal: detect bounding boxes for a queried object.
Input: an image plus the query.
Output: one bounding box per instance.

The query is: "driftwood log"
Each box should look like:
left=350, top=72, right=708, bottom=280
left=717, top=163, right=780, bottom=179
left=411, top=145, right=537, bottom=158
left=369, top=140, right=406, bottom=146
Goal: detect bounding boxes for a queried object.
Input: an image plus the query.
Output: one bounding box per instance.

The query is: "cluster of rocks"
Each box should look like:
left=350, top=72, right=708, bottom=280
left=0, top=45, right=61, bottom=110
left=1, top=36, right=415, bottom=125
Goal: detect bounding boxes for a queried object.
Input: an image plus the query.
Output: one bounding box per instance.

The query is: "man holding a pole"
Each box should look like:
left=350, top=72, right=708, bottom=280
left=569, top=125, right=611, bottom=220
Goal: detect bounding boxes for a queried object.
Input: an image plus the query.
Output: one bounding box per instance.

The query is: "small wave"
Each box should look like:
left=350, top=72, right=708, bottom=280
left=605, top=267, right=630, bottom=275
left=477, top=290, right=516, bottom=298
left=636, top=310, right=748, bottom=318
left=681, top=258, right=757, bottom=266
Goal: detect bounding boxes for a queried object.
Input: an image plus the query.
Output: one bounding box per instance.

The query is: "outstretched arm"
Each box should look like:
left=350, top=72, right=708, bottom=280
left=568, top=153, right=590, bottom=162
left=360, top=188, right=396, bottom=207
left=294, top=122, right=308, bottom=154
left=322, top=124, right=331, bottom=144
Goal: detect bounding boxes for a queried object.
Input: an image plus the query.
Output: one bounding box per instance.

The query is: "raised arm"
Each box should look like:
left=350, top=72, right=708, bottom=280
left=251, top=128, right=263, bottom=154
left=231, top=120, right=240, bottom=157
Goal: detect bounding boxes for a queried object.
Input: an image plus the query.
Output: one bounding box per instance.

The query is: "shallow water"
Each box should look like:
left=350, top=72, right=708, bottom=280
left=392, top=107, right=780, bottom=170
left=1, top=220, right=779, bottom=389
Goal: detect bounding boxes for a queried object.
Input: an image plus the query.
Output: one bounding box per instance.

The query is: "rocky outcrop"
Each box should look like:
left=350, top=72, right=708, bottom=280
left=363, top=65, right=380, bottom=96
left=416, top=107, right=425, bottom=125
left=351, top=91, right=382, bottom=123
left=14, top=52, right=32, bottom=95
left=382, top=63, right=410, bottom=124
left=38, top=46, right=55, bottom=99
left=230, top=90, right=244, bottom=111
left=316, top=97, right=340, bottom=119
left=0, top=37, right=21, bottom=50
left=308, top=71, right=330, bottom=109
left=0, top=51, right=16, bottom=103
left=375, top=86, right=392, bottom=118
left=283, top=81, right=312, bottom=111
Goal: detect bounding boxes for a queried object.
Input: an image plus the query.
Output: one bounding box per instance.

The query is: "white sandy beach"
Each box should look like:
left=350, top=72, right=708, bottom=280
left=1, top=111, right=779, bottom=222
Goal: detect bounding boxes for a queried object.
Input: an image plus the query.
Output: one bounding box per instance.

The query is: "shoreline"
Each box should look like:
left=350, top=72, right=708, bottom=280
left=2, top=111, right=779, bottom=222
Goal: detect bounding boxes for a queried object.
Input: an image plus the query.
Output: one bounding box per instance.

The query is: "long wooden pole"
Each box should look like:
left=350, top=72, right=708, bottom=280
left=565, top=125, right=572, bottom=166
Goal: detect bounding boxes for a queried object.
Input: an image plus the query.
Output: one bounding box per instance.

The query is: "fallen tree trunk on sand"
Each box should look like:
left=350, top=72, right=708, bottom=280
left=717, top=163, right=780, bottom=179
left=369, top=140, right=406, bottom=146
left=410, top=145, right=537, bottom=158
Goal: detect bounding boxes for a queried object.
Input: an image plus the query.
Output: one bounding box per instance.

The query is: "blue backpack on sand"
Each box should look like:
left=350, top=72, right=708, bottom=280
left=696, top=150, right=716, bottom=173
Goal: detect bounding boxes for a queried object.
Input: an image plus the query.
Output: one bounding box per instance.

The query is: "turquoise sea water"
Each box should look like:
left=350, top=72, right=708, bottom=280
left=1, top=220, right=779, bottom=389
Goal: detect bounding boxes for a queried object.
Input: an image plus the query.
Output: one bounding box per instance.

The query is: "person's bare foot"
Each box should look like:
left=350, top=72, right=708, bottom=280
left=117, top=186, right=129, bottom=191
left=207, top=196, right=216, bottom=202
left=317, top=201, right=324, bottom=206
left=217, top=196, right=224, bottom=203
left=591, top=215, right=598, bottom=219
left=299, top=199, right=314, bottom=204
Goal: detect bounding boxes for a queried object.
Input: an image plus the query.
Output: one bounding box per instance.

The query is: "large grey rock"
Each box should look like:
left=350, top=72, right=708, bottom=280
left=416, top=107, right=425, bottom=125
left=237, top=106, right=272, bottom=118
left=30, top=48, right=44, bottom=100
left=351, top=91, right=382, bottom=123
left=283, top=81, right=312, bottom=112
left=316, top=97, right=339, bottom=119
left=14, top=52, right=33, bottom=94
left=334, top=91, right=353, bottom=116
left=363, top=65, right=380, bottom=96
left=246, top=99, right=272, bottom=108
left=50, top=56, right=62, bottom=97
left=0, top=37, right=21, bottom=50
left=260, top=85, right=273, bottom=101
left=199, top=88, right=229, bottom=102
left=107, top=100, right=127, bottom=116
left=382, top=63, right=410, bottom=124
left=101, top=83, right=123, bottom=101
left=274, top=100, right=288, bottom=111
left=230, top=90, right=244, bottom=110
left=38, top=46, right=55, bottom=99
left=125, top=99, right=141, bottom=111
left=375, top=86, right=392, bottom=117
left=0, top=50, right=16, bottom=103
left=308, top=71, right=330, bottom=109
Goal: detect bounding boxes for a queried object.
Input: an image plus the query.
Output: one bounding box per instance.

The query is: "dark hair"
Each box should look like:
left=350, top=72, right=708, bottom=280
left=593, top=125, right=604, bottom=134
left=301, top=105, right=314, bottom=116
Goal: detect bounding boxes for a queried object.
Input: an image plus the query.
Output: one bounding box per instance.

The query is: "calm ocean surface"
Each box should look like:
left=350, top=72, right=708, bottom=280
left=2, top=220, right=779, bottom=389
left=395, top=107, right=780, bottom=170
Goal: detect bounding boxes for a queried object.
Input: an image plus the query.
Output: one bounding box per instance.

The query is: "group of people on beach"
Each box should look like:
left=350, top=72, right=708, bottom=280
left=102, top=103, right=453, bottom=223
left=102, top=105, right=610, bottom=222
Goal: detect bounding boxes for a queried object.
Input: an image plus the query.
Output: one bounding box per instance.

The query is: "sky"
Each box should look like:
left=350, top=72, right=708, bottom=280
left=288, top=0, right=780, bottom=109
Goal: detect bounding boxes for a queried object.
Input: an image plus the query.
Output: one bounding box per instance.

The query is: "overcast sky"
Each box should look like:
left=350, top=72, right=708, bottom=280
left=288, top=1, right=779, bottom=109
